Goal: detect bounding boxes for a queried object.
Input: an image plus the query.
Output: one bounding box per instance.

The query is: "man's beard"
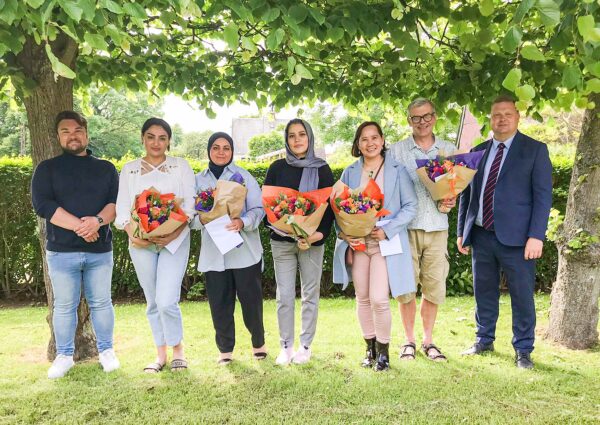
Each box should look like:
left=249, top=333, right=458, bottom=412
left=62, top=141, right=87, bottom=155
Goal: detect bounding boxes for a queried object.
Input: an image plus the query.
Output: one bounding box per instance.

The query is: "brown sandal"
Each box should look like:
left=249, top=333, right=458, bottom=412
left=143, top=362, right=165, bottom=373
left=399, top=342, right=416, bottom=360
left=170, top=358, right=188, bottom=371
left=421, top=343, right=447, bottom=362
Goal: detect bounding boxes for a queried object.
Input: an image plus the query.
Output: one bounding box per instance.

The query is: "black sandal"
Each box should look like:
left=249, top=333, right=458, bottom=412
left=399, top=342, right=416, bottom=360
left=253, top=352, right=268, bottom=360
left=170, top=358, right=188, bottom=371
left=217, top=358, right=233, bottom=366
left=143, top=362, right=165, bottom=373
left=421, top=343, right=447, bottom=362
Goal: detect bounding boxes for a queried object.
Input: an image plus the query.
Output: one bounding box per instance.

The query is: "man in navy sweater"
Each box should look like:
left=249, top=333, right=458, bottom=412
left=32, top=111, right=120, bottom=378
left=457, top=96, right=552, bottom=369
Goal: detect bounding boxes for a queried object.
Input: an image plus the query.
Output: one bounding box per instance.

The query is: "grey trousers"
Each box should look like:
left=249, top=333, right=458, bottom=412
left=270, top=240, right=325, bottom=349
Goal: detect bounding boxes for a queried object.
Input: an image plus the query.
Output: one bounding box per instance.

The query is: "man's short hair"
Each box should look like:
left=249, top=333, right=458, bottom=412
left=492, top=94, right=516, bottom=106
left=407, top=98, right=436, bottom=116
left=54, top=111, right=87, bottom=133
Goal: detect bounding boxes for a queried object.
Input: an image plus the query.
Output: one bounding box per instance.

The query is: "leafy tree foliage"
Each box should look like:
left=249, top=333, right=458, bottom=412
left=0, top=102, right=29, bottom=156
left=78, top=87, right=163, bottom=159
left=305, top=102, right=464, bottom=143
left=247, top=130, right=284, bottom=158
left=0, top=87, right=162, bottom=159
left=2, top=1, right=598, bottom=116
left=171, top=129, right=214, bottom=160
left=519, top=110, right=583, bottom=146
left=306, top=104, right=406, bottom=146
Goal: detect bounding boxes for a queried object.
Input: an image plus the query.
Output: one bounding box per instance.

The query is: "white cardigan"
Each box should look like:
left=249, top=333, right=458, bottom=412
left=115, top=156, right=197, bottom=253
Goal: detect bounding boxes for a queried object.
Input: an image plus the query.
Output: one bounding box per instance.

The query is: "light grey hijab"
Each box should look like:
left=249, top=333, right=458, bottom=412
left=284, top=119, right=327, bottom=192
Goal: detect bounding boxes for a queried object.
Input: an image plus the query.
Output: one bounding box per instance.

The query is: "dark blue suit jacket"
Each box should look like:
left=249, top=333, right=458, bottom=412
left=457, top=131, right=553, bottom=247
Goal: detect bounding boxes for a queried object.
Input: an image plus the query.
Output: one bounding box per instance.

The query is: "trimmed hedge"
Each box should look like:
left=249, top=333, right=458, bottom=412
left=0, top=155, right=572, bottom=300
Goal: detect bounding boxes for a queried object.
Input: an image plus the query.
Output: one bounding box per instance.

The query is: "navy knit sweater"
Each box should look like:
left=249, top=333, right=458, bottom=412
left=31, top=150, right=119, bottom=253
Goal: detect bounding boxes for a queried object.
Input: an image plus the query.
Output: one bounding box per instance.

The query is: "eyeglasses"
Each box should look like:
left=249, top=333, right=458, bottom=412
left=409, top=112, right=435, bottom=124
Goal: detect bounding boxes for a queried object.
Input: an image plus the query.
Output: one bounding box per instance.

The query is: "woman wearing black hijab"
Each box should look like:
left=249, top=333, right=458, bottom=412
left=193, top=132, right=267, bottom=365
left=263, top=119, right=334, bottom=365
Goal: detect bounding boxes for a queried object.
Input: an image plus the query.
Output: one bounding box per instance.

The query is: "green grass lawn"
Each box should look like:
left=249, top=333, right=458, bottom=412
left=1, top=295, right=599, bottom=424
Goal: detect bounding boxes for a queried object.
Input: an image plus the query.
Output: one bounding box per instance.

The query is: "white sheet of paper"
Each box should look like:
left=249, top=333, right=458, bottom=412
left=164, top=226, right=190, bottom=255
left=205, top=214, right=244, bottom=255
left=376, top=220, right=403, bottom=256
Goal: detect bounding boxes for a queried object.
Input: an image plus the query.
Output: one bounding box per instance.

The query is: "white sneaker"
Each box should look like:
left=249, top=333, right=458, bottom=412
left=275, top=346, right=295, bottom=366
left=99, top=349, right=120, bottom=373
left=292, top=346, right=312, bottom=364
left=48, top=354, right=74, bottom=379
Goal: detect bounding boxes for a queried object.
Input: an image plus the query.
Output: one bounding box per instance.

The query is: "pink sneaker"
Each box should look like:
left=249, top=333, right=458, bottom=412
left=292, top=346, right=311, bottom=364
left=275, top=346, right=295, bottom=365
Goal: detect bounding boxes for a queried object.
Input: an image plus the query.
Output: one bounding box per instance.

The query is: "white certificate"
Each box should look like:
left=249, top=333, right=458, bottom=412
left=376, top=220, right=403, bottom=256
left=205, top=214, right=244, bottom=255
left=164, top=226, right=190, bottom=255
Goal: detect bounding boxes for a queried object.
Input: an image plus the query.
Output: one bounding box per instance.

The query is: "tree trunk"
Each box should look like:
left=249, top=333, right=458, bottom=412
left=19, top=122, right=27, bottom=156
left=15, top=34, right=97, bottom=361
left=546, top=93, right=600, bottom=349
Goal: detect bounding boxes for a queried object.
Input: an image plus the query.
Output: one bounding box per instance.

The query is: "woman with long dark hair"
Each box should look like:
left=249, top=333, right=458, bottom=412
left=115, top=118, right=196, bottom=373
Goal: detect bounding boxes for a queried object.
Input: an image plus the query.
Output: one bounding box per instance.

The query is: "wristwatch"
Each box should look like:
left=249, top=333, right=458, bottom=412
left=95, top=215, right=104, bottom=225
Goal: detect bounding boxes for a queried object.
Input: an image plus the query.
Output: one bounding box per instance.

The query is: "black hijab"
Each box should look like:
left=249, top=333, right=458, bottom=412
left=207, top=132, right=234, bottom=179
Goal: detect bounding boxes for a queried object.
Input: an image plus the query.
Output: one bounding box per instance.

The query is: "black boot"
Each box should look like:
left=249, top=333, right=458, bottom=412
left=373, top=341, right=390, bottom=372
left=361, top=338, right=377, bottom=368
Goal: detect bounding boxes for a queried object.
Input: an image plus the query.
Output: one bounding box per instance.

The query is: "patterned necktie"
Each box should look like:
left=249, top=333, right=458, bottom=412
left=482, top=143, right=506, bottom=230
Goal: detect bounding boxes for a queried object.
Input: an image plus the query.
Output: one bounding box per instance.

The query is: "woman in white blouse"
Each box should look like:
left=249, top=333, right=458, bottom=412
left=115, top=118, right=196, bottom=373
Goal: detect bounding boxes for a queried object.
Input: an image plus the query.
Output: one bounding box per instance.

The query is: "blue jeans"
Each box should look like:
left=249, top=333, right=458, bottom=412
left=46, top=251, right=115, bottom=356
left=129, top=235, right=190, bottom=347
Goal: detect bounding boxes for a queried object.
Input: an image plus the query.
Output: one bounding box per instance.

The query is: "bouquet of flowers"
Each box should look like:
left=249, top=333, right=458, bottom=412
left=195, top=187, right=215, bottom=212
left=330, top=179, right=390, bottom=251
left=131, top=186, right=188, bottom=239
left=262, top=186, right=332, bottom=243
left=268, top=193, right=316, bottom=219
left=415, top=150, right=485, bottom=213
left=195, top=171, right=248, bottom=223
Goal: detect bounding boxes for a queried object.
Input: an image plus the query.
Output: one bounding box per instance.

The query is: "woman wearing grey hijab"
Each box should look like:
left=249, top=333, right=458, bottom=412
left=263, top=118, right=334, bottom=366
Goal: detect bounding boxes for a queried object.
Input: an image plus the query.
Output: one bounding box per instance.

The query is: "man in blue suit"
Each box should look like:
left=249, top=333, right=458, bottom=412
left=457, top=95, right=552, bottom=369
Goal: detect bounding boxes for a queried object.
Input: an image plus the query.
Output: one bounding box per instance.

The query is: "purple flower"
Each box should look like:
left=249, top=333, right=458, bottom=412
left=431, top=170, right=444, bottom=180
left=230, top=171, right=245, bottom=185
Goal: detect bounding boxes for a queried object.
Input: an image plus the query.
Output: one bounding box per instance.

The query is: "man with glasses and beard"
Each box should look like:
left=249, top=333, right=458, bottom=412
left=32, top=111, right=120, bottom=378
left=390, top=98, right=457, bottom=362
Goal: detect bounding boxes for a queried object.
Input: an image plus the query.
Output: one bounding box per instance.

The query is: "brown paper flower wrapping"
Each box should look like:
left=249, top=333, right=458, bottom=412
left=262, top=186, right=332, bottom=238
left=199, top=180, right=248, bottom=223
